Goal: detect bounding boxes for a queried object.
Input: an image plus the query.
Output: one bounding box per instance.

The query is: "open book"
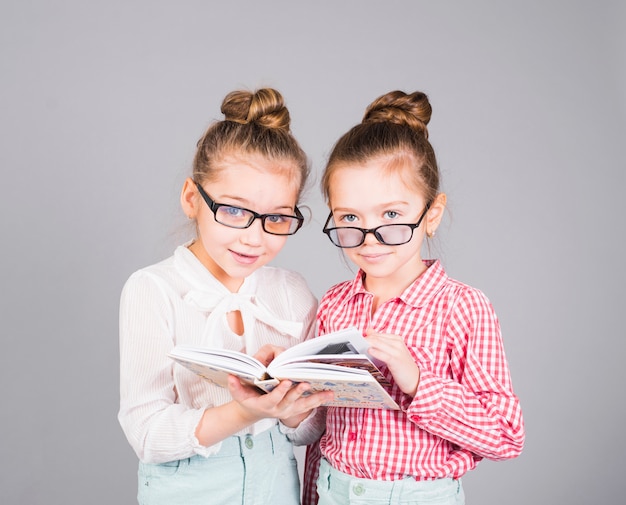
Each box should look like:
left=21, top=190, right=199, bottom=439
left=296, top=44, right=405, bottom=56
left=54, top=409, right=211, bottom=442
left=169, top=327, right=399, bottom=410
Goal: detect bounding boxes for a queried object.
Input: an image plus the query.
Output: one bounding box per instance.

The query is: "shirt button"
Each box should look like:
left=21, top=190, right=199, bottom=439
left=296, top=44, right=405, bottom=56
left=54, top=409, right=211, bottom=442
left=353, top=484, right=365, bottom=496
left=348, top=431, right=357, bottom=441
left=245, top=436, right=254, bottom=449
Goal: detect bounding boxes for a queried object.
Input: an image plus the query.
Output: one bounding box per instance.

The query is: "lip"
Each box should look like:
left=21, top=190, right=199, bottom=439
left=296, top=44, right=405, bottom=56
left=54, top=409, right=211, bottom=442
left=230, top=249, right=261, bottom=265
left=358, top=250, right=391, bottom=262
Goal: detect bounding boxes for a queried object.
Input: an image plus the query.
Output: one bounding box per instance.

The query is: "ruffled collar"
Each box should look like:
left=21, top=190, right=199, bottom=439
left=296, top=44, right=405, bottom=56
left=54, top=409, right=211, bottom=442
left=173, top=245, right=303, bottom=351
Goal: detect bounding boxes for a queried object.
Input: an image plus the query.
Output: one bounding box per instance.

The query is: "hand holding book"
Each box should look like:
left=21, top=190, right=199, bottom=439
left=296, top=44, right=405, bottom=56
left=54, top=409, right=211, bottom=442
left=169, top=327, right=399, bottom=409
left=226, top=370, right=333, bottom=424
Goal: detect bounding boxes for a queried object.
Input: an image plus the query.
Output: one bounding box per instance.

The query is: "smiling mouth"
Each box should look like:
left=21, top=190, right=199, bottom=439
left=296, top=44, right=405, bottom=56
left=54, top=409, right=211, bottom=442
left=359, top=251, right=390, bottom=261
left=231, top=250, right=260, bottom=263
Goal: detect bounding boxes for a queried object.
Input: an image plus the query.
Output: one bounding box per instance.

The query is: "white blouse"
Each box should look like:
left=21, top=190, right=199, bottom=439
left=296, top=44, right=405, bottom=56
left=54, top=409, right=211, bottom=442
left=118, top=245, right=319, bottom=463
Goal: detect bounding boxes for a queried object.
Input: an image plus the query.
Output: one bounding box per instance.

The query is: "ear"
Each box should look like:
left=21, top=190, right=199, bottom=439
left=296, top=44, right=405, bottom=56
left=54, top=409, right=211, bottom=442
left=180, top=177, right=199, bottom=219
left=425, top=192, right=446, bottom=237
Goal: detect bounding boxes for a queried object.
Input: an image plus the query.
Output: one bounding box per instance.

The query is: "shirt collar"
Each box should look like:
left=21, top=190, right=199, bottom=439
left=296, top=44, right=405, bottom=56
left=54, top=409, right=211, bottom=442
left=346, top=259, right=448, bottom=309
left=172, top=244, right=303, bottom=347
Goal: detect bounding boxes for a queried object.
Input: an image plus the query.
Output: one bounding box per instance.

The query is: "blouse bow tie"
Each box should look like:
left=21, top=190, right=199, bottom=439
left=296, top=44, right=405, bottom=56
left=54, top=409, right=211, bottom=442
left=184, top=290, right=304, bottom=350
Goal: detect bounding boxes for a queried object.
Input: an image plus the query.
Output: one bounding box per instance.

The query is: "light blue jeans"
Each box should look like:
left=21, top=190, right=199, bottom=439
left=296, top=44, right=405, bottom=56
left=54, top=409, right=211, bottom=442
left=137, top=424, right=299, bottom=505
left=316, top=458, right=465, bottom=505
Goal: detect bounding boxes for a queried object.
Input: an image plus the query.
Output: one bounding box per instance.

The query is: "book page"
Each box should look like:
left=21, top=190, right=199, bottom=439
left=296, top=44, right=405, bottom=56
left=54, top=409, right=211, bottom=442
left=282, top=356, right=393, bottom=389
left=168, top=346, right=267, bottom=387
left=262, top=327, right=399, bottom=409
left=271, top=327, right=381, bottom=368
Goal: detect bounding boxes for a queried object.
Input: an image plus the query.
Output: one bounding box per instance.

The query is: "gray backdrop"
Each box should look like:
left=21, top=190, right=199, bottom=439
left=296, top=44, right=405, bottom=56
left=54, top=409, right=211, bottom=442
left=1, top=1, right=624, bottom=504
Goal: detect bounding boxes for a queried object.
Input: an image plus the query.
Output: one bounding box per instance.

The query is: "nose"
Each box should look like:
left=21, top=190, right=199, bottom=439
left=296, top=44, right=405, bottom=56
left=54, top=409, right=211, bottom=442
left=239, top=216, right=264, bottom=245
left=361, top=227, right=381, bottom=245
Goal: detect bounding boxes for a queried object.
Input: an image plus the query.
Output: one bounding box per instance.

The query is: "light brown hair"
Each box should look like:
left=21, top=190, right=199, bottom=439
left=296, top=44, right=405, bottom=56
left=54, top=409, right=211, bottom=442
left=193, top=88, right=309, bottom=201
left=322, top=90, right=439, bottom=205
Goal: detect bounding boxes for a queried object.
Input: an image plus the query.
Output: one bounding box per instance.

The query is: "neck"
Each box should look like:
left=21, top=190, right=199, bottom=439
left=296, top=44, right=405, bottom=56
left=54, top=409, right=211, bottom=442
left=188, top=240, right=244, bottom=292
left=362, top=261, right=427, bottom=313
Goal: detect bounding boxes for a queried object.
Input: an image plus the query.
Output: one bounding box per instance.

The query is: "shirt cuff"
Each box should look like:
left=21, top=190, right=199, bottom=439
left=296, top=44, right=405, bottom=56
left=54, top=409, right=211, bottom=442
left=278, top=407, right=326, bottom=446
left=402, top=371, right=444, bottom=425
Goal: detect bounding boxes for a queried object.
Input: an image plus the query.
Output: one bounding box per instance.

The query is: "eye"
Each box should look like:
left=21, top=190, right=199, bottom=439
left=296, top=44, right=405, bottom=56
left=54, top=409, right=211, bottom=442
left=339, top=214, right=358, bottom=224
left=384, top=210, right=399, bottom=220
left=222, top=206, right=245, bottom=217
left=266, top=214, right=286, bottom=224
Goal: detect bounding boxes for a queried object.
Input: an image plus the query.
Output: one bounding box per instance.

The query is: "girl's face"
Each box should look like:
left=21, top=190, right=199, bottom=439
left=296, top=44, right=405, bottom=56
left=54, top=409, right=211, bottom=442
left=181, top=152, right=299, bottom=292
left=327, top=158, right=444, bottom=296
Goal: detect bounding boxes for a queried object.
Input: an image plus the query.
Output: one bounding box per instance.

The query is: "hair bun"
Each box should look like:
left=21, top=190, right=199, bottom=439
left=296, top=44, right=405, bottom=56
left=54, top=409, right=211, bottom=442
left=221, top=88, right=291, bottom=131
left=362, top=90, right=432, bottom=138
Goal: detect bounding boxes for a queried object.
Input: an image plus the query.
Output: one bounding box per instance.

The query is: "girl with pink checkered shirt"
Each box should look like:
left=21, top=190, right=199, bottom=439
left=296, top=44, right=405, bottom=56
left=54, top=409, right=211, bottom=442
left=303, top=90, right=525, bottom=505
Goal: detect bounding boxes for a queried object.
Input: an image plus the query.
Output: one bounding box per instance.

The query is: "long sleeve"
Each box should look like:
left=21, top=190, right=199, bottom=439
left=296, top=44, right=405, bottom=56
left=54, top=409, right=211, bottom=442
left=315, top=260, right=524, bottom=481
left=118, top=271, right=210, bottom=463
left=279, top=407, right=327, bottom=446
left=403, top=288, right=525, bottom=460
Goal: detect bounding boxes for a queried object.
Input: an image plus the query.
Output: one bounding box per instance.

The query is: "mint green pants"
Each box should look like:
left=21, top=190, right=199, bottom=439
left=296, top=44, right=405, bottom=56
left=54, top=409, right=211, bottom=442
left=316, top=458, right=465, bottom=505
left=137, top=424, right=299, bottom=505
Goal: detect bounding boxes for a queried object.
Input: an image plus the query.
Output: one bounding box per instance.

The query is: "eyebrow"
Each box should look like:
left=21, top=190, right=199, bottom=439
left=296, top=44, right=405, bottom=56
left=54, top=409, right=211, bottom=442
left=216, top=194, right=294, bottom=213
left=332, top=201, right=411, bottom=213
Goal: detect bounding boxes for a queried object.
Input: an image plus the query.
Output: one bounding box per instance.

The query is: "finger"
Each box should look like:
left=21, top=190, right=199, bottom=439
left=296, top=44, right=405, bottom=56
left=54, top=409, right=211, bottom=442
left=263, top=379, right=294, bottom=402
left=296, top=389, right=334, bottom=409
left=227, top=374, right=244, bottom=390
left=281, top=381, right=311, bottom=401
left=367, top=342, right=410, bottom=367
left=286, top=383, right=334, bottom=405
left=227, top=374, right=261, bottom=393
left=228, top=375, right=259, bottom=403
left=254, top=345, right=285, bottom=366
left=273, top=383, right=331, bottom=415
left=367, top=345, right=392, bottom=365
left=368, top=334, right=406, bottom=356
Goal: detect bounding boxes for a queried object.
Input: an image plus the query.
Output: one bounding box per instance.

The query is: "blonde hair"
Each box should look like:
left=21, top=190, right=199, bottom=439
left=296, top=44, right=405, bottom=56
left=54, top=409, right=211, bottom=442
left=322, top=90, right=439, bottom=205
left=193, top=88, right=309, bottom=200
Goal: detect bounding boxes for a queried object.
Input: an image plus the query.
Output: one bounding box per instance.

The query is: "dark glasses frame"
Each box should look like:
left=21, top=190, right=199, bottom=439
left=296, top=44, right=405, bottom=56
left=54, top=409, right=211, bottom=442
left=195, top=181, right=304, bottom=236
left=322, top=203, right=431, bottom=248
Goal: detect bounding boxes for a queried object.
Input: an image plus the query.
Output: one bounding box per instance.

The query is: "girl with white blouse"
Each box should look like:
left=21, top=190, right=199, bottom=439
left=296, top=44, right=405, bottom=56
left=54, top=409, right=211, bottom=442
left=118, top=88, right=331, bottom=505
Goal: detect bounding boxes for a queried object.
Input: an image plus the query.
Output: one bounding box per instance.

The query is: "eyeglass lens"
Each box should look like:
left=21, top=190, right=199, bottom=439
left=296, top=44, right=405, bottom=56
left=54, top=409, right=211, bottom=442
left=215, top=206, right=300, bottom=234
left=328, top=224, right=414, bottom=247
left=195, top=181, right=301, bottom=235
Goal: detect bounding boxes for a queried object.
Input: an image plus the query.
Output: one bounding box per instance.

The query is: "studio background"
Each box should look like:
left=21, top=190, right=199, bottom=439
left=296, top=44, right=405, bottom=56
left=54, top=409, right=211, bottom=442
left=1, top=1, right=624, bottom=504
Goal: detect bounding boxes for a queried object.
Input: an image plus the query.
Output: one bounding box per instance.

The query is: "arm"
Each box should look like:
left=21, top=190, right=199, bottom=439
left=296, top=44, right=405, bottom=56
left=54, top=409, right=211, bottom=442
left=118, top=271, right=208, bottom=463
left=196, top=375, right=331, bottom=446
left=403, top=289, right=525, bottom=460
left=119, top=272, right=330, bottom=462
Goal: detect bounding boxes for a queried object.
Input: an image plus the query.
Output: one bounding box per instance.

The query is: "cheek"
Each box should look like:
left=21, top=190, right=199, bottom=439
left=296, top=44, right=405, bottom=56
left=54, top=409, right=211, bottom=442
left=267, top=235, right=289, bottom=252
left=197, top=217, right=235, bottom=244
left=344, top=249, right=361, bottom=264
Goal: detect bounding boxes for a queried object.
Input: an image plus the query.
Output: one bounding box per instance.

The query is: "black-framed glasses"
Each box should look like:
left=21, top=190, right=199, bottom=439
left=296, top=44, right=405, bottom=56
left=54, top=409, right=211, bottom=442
left=323, top=204, right=431, bottom=248
left=195, top=182, right=304, bottom=235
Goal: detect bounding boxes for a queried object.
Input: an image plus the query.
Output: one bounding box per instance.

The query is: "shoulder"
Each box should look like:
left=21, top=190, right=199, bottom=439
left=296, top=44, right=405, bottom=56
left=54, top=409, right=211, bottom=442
left=319, top=279, right=353, bottom=306
left=438, top=274, right=499, bottom=331
left=120, top=255, right=178, bottom=302
left=445, top=276, right=494, bottom=308
left=428, top=261, right=492, bottom=306
left=124, top=254, right=175, bottom=284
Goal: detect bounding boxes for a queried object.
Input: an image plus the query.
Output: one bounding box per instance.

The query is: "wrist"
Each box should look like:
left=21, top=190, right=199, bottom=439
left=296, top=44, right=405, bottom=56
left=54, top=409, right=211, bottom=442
left=230, top=400, right=262, bottom=426
left=280, top=410, right=311, bottom=428
left=406, top=367, right=421, bottom=397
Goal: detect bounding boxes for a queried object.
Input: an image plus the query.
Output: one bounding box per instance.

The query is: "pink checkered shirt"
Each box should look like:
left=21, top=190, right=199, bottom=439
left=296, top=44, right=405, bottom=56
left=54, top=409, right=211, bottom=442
left=302, top=260, right=524, bottom=504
